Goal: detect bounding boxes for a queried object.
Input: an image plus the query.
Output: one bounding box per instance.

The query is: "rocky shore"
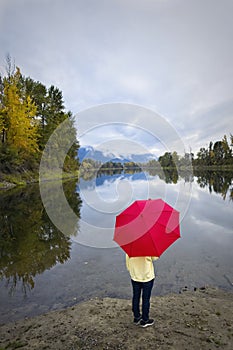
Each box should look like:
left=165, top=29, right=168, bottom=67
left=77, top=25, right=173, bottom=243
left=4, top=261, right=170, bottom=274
left=0, top=287, right=232, bottom=350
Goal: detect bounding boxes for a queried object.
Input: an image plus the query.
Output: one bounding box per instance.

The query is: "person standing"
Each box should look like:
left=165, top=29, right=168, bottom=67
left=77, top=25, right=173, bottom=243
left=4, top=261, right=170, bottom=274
left=126, top=255, right=158, bottom=327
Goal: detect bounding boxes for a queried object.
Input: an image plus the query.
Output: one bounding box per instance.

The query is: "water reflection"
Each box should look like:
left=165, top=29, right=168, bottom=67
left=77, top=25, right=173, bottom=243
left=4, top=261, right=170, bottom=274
left=80, top=167, right=233, bottom=201
left=1, top=169, right=232, bottom=295
left=0, top=170, right=233, bottom=323
left=194, top=169, right=233, bottom=201
left=0, top=181, right=82, bottom=294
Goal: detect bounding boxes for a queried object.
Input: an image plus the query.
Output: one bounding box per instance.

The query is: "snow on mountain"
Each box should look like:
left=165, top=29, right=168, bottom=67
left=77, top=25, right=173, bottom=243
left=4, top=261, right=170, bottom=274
left=78, top=146, right=156, bottom=164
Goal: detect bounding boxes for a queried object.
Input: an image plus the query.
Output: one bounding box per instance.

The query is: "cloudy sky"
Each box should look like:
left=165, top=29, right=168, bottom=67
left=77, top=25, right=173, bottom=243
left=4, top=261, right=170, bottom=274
left=0, top=0, right=232, bottom=156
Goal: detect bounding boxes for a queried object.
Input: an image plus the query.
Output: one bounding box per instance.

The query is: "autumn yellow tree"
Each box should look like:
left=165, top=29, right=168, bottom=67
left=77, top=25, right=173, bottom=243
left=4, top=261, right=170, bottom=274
left=1, top=60, right=79, bottom=173
left=2, top=67, right=39, bottom=159
left=0, top=75, right=6, bottom=143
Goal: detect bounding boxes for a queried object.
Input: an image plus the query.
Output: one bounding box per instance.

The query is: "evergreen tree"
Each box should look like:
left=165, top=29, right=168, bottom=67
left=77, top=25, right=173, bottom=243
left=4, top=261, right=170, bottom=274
left=23, top=77, right=47, bottom=147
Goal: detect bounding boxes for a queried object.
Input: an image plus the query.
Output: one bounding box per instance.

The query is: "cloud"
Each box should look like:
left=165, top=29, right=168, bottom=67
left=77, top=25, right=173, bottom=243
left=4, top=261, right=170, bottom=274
left=75, top=103, right=189, bottom=160
left=0, top=0, right=232, bottom=155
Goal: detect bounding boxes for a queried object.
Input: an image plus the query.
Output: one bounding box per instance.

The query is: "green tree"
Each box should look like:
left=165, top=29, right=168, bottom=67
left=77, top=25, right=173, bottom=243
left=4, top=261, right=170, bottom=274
left=196, top=147, right=209, bottom=165
left=159, top=152, right=175, bottom=168
left=213, top=141, right=224, bottom=164
left=23, top=77, right=47, bottom=146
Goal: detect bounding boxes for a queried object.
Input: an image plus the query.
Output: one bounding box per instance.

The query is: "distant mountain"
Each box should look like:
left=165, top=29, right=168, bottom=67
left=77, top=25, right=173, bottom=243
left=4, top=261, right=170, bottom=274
left=78, top=146, right=94, bottom=162
left=78, top=146, right=157, bottom=164
left=110, top=157, right=131, bottom=164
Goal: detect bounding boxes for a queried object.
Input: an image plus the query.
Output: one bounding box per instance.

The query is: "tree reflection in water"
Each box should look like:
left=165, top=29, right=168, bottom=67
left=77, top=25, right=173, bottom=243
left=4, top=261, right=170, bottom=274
left=0, top=181, right=82, bottom=294
left=150, top=168, right=233, bottom=200
left=194, top=169, right=233, bottom=201
left=81, top=167, right=233, bottom=201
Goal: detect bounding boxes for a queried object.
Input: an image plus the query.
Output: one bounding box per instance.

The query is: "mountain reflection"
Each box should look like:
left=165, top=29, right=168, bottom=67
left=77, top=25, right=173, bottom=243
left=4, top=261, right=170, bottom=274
left=80, top=168, right=233, bottom=201
left=0, top=181, right=82, bottom=294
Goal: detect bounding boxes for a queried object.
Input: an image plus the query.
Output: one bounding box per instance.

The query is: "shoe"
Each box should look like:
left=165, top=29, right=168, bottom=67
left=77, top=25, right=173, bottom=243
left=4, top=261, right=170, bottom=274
left=133, top=316, right=142, bottom=325
left=140, top=319, right=154, bottom=328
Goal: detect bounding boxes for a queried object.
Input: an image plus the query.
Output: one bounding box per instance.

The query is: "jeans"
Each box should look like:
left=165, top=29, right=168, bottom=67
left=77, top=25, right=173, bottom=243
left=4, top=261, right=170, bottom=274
left=131, top=278, right=154, bottom=321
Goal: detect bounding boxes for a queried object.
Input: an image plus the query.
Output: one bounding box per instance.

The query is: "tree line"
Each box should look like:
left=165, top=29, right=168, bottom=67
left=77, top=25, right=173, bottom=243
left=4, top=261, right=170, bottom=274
left=155, top=135, right=233, bottom=168
left=80, top=134, right=233, bottom=176
left=0, top=57, right=79, bottom=175
left=194, top=135, right=233, bottom=166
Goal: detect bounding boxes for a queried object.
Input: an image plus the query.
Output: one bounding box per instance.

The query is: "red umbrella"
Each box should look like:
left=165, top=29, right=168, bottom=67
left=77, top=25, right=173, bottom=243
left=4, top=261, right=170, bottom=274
left=113, top=198, right=180, bottom=257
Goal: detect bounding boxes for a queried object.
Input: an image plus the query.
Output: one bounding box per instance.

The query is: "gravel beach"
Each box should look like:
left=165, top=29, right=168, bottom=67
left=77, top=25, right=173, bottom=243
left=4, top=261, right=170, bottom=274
left=0, top=287, right=232, bottom=350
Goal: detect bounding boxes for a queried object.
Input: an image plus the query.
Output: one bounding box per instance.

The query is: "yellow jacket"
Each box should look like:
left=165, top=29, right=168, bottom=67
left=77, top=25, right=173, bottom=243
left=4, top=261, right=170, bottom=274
left=126, top=255, right=158, bottom=282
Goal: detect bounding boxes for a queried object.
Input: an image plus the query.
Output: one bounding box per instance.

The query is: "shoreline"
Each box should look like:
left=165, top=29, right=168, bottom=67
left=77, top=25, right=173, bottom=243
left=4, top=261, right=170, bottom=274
left=1, top=165, right=233, bottom=190
left=0, top=172, right=79, bottom=191
left=0, top=286, right=232, bottom=350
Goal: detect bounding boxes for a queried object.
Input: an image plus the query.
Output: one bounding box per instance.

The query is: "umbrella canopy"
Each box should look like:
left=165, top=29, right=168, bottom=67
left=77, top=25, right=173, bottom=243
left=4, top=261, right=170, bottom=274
left=113, top=198, right=180, bottom=257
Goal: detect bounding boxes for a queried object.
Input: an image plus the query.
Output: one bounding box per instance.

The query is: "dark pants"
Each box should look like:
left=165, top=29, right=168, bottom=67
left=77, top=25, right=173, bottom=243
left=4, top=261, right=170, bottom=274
left=131, top=278, right=154, bottom=321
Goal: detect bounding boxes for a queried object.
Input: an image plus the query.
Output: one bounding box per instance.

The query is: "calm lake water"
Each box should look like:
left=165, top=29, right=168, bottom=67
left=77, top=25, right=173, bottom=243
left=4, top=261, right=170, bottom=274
left=0, top=169, right=233, bottom=323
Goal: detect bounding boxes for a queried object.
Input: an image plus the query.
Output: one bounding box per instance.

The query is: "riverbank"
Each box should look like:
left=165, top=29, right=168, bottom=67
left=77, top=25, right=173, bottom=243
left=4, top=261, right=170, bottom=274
left=0, top=171, right=79, bottom=190
left=0, top=287, right=232, bottom=350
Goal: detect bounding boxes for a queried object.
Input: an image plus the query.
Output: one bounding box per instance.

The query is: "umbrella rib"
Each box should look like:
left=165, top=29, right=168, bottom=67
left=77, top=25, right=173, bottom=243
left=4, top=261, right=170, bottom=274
left=149, top=230, right=160, bottom=256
